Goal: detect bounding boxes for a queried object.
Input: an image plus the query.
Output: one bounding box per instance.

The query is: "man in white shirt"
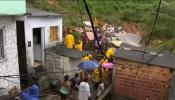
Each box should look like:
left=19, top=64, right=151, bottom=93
left=78, top=77, right=91, bottom=100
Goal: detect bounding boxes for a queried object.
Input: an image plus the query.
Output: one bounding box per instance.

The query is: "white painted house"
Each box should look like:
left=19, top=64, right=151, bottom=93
left=0, top=0, right=26, bottom=95
left=0, top=5, right=62, bottom=95
left=16, top=8, right=63, bottom=74
left=0, top=16, right=21, bottom=96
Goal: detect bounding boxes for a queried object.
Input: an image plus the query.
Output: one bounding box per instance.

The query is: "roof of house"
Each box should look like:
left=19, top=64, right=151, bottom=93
left=115, top=45, right=175, bottom=69
left=114, top=33, right=142, bottom=47
left=119, top=43, right=155, bottom=52
left=46, top=45, right=88, bottom=59
left=26, top=8, right=60, bottom=17
left=0, top=0, right=26, bottom=15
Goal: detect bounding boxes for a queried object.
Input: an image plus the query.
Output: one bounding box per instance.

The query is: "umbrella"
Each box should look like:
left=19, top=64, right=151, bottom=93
left=102, top=62, right=113, bottom=69
left=78, top=60, right=99, bottom=70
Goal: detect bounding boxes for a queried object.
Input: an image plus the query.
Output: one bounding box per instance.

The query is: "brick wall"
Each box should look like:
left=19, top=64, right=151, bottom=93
left=0, top=16, right=20, bottom=95
left=114, top=58, right=172, bottom=100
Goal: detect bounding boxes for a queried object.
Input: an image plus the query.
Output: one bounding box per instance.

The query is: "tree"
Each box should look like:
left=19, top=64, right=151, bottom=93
left=142, top=1, right=175, bottom=53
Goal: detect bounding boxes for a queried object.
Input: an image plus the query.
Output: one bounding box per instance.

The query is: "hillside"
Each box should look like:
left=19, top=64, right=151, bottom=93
left=27, top=0, right=175, bottom=52
left=27, top=0, right=156, bottom=27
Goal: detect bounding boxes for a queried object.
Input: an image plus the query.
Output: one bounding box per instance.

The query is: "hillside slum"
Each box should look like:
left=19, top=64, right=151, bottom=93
left=1, top=0, right=175, bottom=100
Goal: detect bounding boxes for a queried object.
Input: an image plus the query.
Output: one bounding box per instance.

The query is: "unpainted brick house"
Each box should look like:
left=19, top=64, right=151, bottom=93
left=113, top=46, right=175, bottom=100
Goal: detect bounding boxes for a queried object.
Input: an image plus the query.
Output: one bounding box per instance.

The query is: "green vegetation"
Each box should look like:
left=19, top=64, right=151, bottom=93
left=27, top=0, right=158, bottom=27
left=28, top=0, right=175, bottom=53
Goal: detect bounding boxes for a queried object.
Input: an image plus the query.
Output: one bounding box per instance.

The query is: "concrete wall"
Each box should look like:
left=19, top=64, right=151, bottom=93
left=24, top=16, right=62, bottom=72
left=45, top=52, right=80, bottom=80
left=0, top=16, right=20, bottom=95
left=65, top=58, right=81, bottom=77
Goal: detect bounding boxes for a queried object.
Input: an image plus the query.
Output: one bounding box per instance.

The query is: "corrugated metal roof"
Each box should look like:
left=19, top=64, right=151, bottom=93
left=46, top=45, right=88, bottom=59
left=115, top=45, right=175, bottom=69
left=26, top=8, right=60, bottom=17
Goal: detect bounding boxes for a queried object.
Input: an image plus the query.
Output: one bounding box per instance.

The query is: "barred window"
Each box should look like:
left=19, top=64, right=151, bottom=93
left=0, top=29, right=4, bottom=60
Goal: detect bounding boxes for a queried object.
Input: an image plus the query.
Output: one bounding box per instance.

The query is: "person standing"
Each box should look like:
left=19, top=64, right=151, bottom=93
left=70, top=73, right=80, bottom=91
left=82, top=54, right=92, bottom=62
left=64, top=30, right=75, bottom=49
left=109, top=68, right=113, bottom=84
left=81, top=33, right=87, bottom=50
left=103, top=68, right=109, bottom=85
left=75, top=40, right=83, bottom=51
left=93, top=69, right=100, bottom=89
left=105, top=48, right=115, bottom=59
left=78, top=77, right=91, bottom=100
left=59, top=75, right=71, bottom=100
left=96, top=80, right=104, bottom=99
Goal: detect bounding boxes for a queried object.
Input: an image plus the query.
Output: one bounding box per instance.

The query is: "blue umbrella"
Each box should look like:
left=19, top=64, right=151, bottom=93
left=78, top=60, right=99, bottom=70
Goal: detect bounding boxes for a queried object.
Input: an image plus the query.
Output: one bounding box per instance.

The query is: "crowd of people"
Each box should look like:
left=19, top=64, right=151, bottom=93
left=63, top=17, right=112, bottom=53
left=60, top=18, right=115, bottom=100
left=58, top=73, right=89, bottom=100
left=19, top=69, right=112, bottom=100
left=19, top=18, right=115, bottom=100
left=58, top=62, right=113, bottom=100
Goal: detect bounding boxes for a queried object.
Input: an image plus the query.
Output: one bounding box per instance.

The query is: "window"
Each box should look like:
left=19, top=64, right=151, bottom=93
left=50, top=26, right=58, bottom=42
left=0, top=29, right=5, bottom=60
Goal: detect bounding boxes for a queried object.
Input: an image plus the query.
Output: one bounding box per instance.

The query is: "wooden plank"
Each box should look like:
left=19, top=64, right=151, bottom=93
left=97, top=85, right=112, bottom=100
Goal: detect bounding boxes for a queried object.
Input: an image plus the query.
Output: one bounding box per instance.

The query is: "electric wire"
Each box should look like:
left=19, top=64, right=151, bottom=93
left=0, top=77, right=19, bottom=84
left=118, top=0, right=163, bottom=70
left=141, top=0, right=162, bottom=63
left=0, top=70, right=80, bottom=78
left=83, top=0, right=107, bottom=59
